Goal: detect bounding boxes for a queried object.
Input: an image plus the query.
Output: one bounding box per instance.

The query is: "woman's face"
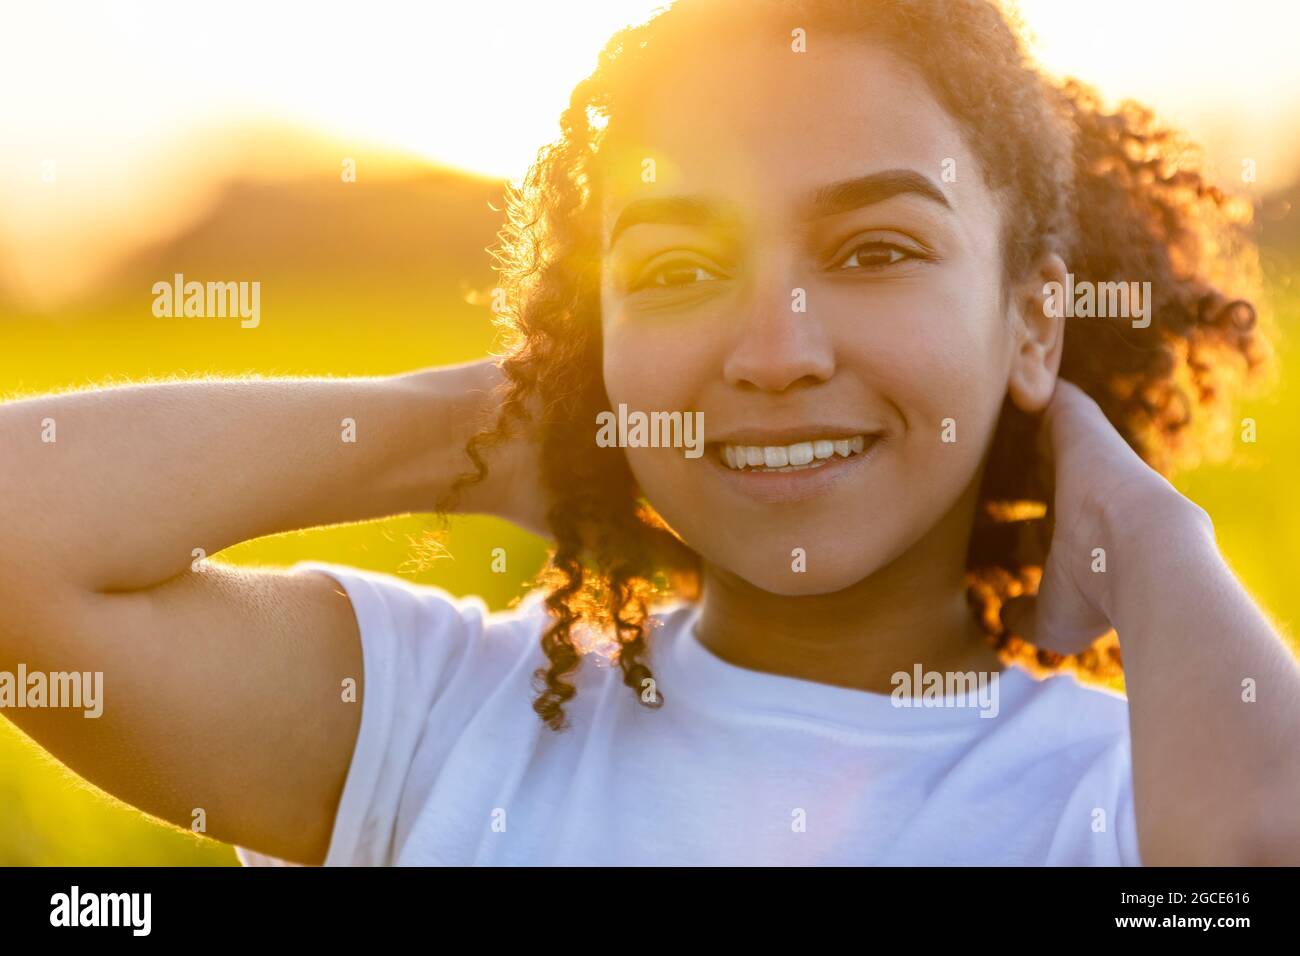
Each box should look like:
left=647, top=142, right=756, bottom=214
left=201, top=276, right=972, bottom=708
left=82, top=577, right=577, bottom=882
left=599, top=36, right=1034, bottom=596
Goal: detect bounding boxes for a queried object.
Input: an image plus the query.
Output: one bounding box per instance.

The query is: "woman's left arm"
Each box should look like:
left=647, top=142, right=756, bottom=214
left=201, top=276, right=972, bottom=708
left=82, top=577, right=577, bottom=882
left=1005, top=380, right=1300, bottom=866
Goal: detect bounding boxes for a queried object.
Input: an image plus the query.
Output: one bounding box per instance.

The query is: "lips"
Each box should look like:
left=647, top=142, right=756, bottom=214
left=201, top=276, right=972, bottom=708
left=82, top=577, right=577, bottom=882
left=704, top=431, right=884, bottom=504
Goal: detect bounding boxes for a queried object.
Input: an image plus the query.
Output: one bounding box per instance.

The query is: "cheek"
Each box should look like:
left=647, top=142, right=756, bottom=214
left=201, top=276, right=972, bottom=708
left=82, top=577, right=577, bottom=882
left=601, top=314, right=717, bottom=491
left=834, top=272, right=1011, bottom=448
left=601, top=316, right=711, bottom=412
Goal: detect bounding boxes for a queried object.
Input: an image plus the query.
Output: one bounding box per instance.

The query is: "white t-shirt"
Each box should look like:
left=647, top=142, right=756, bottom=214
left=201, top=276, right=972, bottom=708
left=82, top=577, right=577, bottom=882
left=237, top=561, right=1142, bottom=866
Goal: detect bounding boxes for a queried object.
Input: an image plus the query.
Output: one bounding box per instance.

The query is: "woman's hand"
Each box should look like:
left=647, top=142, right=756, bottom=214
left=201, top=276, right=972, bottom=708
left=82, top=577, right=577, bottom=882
left=1004, top=381, right=1300, bottom=865
left=1000, top=379, right=1212, bottom=655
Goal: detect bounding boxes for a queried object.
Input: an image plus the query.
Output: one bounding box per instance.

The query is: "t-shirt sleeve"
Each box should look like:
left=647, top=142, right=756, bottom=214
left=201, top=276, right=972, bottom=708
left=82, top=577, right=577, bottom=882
left=235, top=560, right=495, bottom=867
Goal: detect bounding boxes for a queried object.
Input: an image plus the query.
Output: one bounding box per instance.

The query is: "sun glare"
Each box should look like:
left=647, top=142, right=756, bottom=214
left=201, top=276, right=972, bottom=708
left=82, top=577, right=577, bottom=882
left=1, top=0, right=1297, bottom=301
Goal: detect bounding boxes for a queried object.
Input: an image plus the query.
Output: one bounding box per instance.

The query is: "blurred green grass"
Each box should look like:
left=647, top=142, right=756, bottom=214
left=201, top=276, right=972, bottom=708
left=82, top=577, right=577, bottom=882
left=1175, top=286, right=1300, bottom=639
left=0, top=157, right=1296, bottom=864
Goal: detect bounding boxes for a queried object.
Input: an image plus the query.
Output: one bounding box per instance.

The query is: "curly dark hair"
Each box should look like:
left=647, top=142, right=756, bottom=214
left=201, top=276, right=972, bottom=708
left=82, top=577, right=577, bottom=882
left=440, top=0, right=1272, bottom=731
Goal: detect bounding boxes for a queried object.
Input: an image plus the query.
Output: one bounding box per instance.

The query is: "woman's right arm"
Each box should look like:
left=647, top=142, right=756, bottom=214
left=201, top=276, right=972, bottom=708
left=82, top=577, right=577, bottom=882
left=0, top=358, right=532, bottom=864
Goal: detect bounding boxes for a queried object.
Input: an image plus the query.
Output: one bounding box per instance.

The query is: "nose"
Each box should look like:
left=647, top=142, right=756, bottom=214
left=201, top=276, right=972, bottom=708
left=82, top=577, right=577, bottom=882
left=722, top=270, right=835, bottom=393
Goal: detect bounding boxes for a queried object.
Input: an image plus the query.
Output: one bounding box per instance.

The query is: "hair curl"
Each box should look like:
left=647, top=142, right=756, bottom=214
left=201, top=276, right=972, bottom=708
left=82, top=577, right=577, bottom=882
left=442, top=0, right=1272, bottom=731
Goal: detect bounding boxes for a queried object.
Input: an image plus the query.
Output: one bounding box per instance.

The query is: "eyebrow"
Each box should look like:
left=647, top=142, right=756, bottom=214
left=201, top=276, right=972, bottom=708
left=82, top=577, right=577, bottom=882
left=807, top=169, right=951, bottom=220
left=607, top=168, right=951, bottom=249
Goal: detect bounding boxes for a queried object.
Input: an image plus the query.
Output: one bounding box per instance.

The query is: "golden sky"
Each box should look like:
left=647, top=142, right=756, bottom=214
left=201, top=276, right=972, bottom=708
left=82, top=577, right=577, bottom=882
left=2, top=0, right=1298, bottom=302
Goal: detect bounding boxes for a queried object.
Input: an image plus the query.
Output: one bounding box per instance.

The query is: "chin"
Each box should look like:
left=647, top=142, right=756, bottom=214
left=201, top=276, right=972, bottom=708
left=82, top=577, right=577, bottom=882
left=713, top=548, right=888, bottom=597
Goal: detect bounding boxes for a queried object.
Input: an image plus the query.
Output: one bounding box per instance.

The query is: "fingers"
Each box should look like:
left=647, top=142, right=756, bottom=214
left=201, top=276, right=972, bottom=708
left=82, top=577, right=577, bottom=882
left=1044, top=378, right=1092, bottom=419
left=1036, top=560, right=1112, bottom=654
left=999, top=560, right=1112, bottom=657
left=1041, top=379, right=1096, bottom=455
left=1000, top=594, right=1108, bottom=658
left=1034, top=379, right=1091, bottom=487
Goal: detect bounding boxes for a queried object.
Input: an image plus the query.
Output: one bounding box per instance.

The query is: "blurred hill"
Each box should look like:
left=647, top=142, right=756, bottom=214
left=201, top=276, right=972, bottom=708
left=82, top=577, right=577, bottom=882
left=1, top=133, right=516, bottom=387
left=106, top=171, right=504, bottom=296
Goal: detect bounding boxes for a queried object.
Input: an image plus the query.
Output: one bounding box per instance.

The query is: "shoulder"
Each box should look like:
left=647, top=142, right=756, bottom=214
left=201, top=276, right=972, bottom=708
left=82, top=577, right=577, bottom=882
left=292, top=560, right=545, bottom=661
left=290, top=560, right=552, bottom=744
left=971, top=666, right=1141, bottom=864
left=988, top=665, right=1133, bottom=770
left=1006, top=666, right=1131, bottom=735
left=292, top=559, right=535, bottom=634
left=239, top=562, right=554, bottom=867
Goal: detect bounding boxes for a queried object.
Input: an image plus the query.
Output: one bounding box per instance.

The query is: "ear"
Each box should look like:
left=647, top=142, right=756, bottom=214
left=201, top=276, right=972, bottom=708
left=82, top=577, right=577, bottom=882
left=1006, top=252, right=1067, bottom=414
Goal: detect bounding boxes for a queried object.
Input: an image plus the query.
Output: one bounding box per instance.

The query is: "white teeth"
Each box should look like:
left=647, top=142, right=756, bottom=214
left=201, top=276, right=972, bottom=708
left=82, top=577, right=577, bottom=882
left=718, top=434, right=875, bottom=471
left=788, top=442, right=814, bottom=466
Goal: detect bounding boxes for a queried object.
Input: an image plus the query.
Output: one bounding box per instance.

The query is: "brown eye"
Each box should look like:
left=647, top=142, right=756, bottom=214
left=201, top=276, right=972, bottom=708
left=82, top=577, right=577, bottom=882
left=632, top=260, right=721, bottom=291
left=837, top=241, right=913, bottom=271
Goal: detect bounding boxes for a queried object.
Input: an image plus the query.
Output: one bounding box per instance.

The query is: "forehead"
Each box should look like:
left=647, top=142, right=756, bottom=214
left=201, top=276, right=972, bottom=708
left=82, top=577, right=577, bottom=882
left=598, top=35, right=979, bottom=232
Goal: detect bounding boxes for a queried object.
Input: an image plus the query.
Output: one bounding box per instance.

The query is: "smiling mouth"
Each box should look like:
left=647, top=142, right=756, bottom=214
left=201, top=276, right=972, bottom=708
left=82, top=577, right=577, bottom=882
left=713, top=433, right=879, bottom=473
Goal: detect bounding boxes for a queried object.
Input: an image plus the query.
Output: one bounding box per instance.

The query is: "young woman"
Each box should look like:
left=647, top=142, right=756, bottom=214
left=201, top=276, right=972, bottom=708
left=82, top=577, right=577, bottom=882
left=2, top=0, right=1297, bottom=867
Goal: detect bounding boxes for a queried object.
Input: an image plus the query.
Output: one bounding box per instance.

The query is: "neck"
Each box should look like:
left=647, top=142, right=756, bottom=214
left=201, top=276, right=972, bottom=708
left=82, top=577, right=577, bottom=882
left=693, top=482, right=1004, bottom=695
